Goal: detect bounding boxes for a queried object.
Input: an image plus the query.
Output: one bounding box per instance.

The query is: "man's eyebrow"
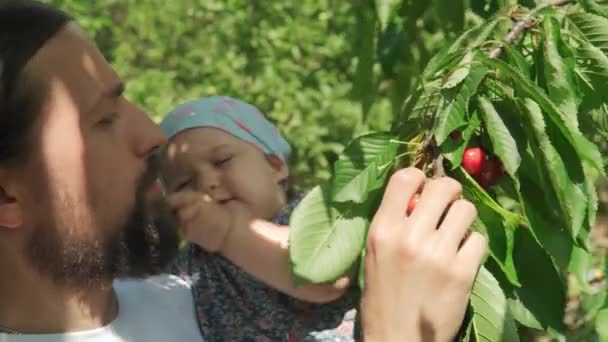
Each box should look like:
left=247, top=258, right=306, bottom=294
left=107, top=81, right=125, bottom=99
left=86, top=81, right=125, bottom=113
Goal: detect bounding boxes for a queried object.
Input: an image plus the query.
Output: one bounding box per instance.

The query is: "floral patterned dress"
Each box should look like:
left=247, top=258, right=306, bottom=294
left=170, top=192, right=361, bottom=341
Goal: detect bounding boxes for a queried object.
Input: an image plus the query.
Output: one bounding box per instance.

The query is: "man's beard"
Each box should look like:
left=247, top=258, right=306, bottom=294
left=25, top=153, right=180, bottom=287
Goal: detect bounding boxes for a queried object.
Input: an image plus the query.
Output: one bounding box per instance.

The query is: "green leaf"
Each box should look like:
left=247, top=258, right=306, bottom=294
left=331, top=132, right=399, bottom=203
left=574, top=37, right=608, bottom=137
left=541, top=14, right=580, bottom=128
left=435, top=0, right=465, bottom=35
left=477, top=96, right=521, bottom=178
left=503, top=43, right=531, bottom=78
left=573, top=27, right=608, bottom=95
left=422, top=16, right=503, bottom=81
left=508, top=297, right=543, bottom=330
left=375, top=0, right=400, bottom=31
left=441, top=109, right=482, bottom=168
left=482, top=57, right=605, bottom=176
left=354, top=1, right=377, bottom=116
left=513, top=228, right=567, bottom=333
left=568, top=244, right=594, bottom=294
left=519, top=99, right=587, bottom=239
left=449, top=16, right=503, bottom=53
left=358, top=247, right=366, bottom=289
left=577, top=0, right=608, bottom=19
left=469, top=266, right=520, bottom=342
left=442, top=51, right=474, bottom=89
left=569, top=12, right=608, bottom=54
left=289, top=185, right=368, bottom=283
left=455, top=167, right=521, bottom=286
left=518, top=174, right=576, bottom=273
left=433, top=64, right=488, bottom=145
left=597, top=309, right=608, bottom=340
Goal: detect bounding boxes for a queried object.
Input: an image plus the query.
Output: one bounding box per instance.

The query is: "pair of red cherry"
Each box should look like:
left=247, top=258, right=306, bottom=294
left=406, top=147, right=503, bottom=215
left=461, top=147, right=504, bottom=189
left=449, top=131, right=504, bottom=188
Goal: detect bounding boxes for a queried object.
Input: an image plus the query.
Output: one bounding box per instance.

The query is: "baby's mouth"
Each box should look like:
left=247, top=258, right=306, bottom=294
left=146, top=179, right=164, bottom=199
left=217, top=198, right=235, bottom=205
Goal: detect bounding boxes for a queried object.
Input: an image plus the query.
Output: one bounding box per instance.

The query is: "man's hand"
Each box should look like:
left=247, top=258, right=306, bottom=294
left=169, top=191, right=235, bottom=253
left=361, top=168, right=487, bottom=342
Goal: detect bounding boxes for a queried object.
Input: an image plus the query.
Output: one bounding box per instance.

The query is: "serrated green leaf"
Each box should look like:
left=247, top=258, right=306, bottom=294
left=573, top=31, right=608, bottom=94
left=469, top=266, right=520, bottom=342
left=422, top=16, right=503, bottom=81
left=477, top=96, right=521, bottom=178
left=578, top=0, right=608, bottom=19
left=289, top=185, right=368, bottom=283
left=573, top=37, right=608, bottom=138
left=447, top=13, right=502, bottom=53
left=503, top=43, right=531, bottom=78
left=433, top=65, right=488, bottom=145
left=331, top=132, right=399, bottom=203
left=508, top=297, right=543, bottom=330
left=375, top=0, right=400, bottom=31
left=513, top=228, right=567, bottom=333
left=569, top=12, right=608, bottom=54
left=442, top=52, right=474, bottom=89
left=455, top=167, right=521, bottom=286
left=541, top=15, right=580, bottom=128
left=441, top=109, right=482, bottom=168
left=482, top=57, right=605, bottom=176
left=519, top=99, right=587, bottom=239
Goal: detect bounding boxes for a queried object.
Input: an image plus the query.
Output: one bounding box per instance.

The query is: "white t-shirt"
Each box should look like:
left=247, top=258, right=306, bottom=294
left=0, top=274, right=204, bottom=342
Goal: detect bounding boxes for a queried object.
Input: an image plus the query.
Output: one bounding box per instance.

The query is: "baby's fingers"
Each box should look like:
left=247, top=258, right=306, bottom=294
left=177, top=203, right=200, bottom=224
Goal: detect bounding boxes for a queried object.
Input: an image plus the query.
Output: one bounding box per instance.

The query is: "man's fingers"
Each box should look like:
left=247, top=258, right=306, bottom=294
left=373, top=168, right=425, bottom=228
left=408, top=177, right=462, bottom=236
left=457, top=232, right=488, bottom=279
left=437, top=199, right=477, bottom=253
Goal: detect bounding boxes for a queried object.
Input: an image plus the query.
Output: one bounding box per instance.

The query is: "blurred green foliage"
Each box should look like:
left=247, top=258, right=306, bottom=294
left=45, top=0, right=394, bottom=189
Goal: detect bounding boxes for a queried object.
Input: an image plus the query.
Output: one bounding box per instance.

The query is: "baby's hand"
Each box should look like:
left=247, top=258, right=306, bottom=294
left=169, top=191, right=234, bottom=253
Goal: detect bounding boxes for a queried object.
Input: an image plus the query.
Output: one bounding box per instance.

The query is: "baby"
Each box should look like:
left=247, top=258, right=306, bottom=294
left=160, top=96, right=359, bottom=341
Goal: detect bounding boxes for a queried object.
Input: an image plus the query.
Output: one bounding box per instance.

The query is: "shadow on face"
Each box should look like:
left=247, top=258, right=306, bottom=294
left=2, top=23, right=180, bottom=289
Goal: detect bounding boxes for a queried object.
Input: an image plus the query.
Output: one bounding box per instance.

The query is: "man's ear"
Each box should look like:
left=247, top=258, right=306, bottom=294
left=267, top=155, right=289, bottom=184
left=0, top=185, right=23, bottom=229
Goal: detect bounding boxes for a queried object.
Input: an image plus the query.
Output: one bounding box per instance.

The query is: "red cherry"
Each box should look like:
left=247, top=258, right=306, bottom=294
left=462, top=147, right=486, bottom=177
left=476, top=158, right=503, bottom=189
left=407, top=193, right=420, bottom=215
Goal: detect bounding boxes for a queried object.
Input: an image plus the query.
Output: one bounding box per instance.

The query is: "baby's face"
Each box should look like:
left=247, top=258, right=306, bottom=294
left=161, top=127, right=288, bottom=220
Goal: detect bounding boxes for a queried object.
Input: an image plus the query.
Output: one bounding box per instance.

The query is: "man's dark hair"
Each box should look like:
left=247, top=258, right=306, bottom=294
left=0, top=0, right=72, bottom=165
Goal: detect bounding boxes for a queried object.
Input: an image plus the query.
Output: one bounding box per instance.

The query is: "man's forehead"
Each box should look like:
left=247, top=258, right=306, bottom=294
left=25, top=23, right=121, bottom=113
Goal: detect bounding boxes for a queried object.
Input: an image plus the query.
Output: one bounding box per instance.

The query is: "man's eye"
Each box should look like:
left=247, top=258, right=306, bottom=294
left=97, top=113, right=119, bottom=126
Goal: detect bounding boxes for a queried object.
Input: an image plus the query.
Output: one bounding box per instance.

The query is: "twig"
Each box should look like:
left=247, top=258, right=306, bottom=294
left=488, top=0, right=575, bottom=58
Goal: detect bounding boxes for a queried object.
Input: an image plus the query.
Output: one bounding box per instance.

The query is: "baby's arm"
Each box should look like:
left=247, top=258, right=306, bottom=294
left=170, top=190, right=352, bottom=303
left=220, top=217, right=352, bottom=303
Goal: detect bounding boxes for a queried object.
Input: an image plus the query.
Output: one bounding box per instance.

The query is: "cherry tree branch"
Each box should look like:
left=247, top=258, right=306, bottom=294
left=488, top=0, right=575, bottom=58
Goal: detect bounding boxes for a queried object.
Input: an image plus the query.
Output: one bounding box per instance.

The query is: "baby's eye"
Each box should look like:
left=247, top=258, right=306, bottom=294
left=174, top=178, right=192, bottom=192
left=213, top=156, right=233, bottom=168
